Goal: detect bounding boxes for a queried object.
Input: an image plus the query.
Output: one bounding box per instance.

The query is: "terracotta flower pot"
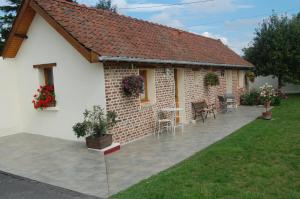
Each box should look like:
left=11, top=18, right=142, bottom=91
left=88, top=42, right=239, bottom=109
left=86, top=134, right=113, bottom=150
left=262, top=111, right=272, bottom=120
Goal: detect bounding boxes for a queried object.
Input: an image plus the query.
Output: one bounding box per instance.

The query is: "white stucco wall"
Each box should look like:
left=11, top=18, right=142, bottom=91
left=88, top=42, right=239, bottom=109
left=0, top=58, right=21, bottom=137
left=250, top=76, right=300, bottom=93
left=13, top=14, right=106, bottom=140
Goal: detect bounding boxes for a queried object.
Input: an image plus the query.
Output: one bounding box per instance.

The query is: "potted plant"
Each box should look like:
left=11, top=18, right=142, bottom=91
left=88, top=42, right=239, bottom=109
left=32, top=85, right=56, bottom=109
left=122, top=75, right=144, bottom=97
left=73, top=106, right=117, bottom=150
left=204, top=72, right=220, bottom=87
left=259, top=83, right=276, bottom=120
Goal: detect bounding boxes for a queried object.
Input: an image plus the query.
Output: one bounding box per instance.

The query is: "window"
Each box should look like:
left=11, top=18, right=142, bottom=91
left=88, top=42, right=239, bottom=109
left=139, top=69, right=155, bottom=104
left=44, top=68, right=54, bottom=86
left=139, top=70, right=148, bottom=102
left=33, top=63, right=56, bottom=107
left=33, top=63, right=56, bottom=86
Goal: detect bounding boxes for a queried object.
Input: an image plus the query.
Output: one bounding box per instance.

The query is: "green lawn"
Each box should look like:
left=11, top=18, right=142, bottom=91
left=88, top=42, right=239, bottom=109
left=111, top=95, right=300, bottom=199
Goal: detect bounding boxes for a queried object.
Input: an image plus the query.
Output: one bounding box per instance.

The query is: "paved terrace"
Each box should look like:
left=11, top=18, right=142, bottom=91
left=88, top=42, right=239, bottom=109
left=0, top=106, right=263, bottom=198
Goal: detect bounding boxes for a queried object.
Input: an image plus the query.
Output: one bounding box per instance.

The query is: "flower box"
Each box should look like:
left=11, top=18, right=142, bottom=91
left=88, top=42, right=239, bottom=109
left=86, top=134, right=113, bottom=150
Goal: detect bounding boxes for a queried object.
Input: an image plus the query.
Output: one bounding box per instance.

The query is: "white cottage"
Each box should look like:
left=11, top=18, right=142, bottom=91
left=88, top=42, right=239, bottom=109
left=0, top=0, right=253, bottom=144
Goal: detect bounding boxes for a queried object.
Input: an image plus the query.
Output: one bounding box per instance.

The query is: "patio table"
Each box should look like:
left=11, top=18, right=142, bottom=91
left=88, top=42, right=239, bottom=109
left=161, top=108, right=184, bottom=134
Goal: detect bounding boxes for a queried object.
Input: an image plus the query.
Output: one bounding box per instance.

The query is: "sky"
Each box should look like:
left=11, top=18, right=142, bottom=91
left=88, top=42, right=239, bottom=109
left=78, top=0, right=300, bottom=55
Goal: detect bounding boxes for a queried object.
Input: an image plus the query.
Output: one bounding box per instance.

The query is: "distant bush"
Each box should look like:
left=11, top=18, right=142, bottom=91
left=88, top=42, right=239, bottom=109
left=241, top=90, right=262, bottom=106
left=240, top=90, right=281, bottom=106
left=271, top=95, right=281, bottom=106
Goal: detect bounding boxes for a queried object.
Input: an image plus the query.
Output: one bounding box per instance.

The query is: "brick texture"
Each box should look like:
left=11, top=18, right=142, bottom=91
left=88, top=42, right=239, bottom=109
left=104, top=65, right=175, bottom=144
left=104, top=65, right=242, bottom=144
left=183, top=69, right=227, bottom=121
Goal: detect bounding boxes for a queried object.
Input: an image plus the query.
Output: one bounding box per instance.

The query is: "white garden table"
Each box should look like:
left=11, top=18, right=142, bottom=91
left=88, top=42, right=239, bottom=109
left=161, top=107, right=184, bottom=134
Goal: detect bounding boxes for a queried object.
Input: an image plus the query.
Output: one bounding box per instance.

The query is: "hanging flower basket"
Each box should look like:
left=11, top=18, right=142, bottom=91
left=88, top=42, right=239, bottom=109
left=246, top=71, right=255, bottom=82
left=122, top=75, right=144, bottom=97
left=32, top=85, right=56, bottom=109
left=204, top=72, right=220, bottom=87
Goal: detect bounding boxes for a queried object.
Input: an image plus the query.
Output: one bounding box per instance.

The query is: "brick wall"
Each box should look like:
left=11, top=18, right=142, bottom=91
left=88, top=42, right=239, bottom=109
left=104, top=65, right=242, bottom=144
left=183, top=68, right=227, bottom=122
left=104, top=65, right=175, bottom=144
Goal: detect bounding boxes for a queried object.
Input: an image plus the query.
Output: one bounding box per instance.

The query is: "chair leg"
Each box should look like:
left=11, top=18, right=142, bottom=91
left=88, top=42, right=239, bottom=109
left=173, top=121, right=176, bottom=135
left=201, top=112, right=205, bottom=123
left=158, top=122, right=160, bottom=138
left=153, top=121, right=157, bottom=135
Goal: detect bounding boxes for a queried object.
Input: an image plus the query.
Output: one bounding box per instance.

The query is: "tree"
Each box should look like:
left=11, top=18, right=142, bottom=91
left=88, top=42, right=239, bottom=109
left=94, top=0, right=117, bottom=13
left=287, top=13, right=300, bottom=85
left=0, top=0, right=78, bottom=53
left=243, top=12, right=300, bottom=89
left=0, top=0, right=21, bottom=53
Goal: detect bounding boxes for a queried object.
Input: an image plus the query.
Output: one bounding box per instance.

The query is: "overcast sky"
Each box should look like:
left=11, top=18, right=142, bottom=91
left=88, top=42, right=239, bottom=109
left=1, top=0, right=299, bottom=54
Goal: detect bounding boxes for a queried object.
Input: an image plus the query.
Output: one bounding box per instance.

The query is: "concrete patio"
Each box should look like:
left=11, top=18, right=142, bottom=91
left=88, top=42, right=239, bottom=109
left=0, top=106, right=263, bottom=198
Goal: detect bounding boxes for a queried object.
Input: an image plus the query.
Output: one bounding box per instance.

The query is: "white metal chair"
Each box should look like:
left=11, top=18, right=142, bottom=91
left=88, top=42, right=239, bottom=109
left=153, top=107, right=172, bottom=137
left=225, top=93, right=237, bottom=111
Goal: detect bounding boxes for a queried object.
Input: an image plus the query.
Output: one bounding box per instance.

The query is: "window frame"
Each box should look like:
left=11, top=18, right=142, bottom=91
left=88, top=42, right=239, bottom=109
left=33, top=63, right=57, bottom=108
left=139, top=69, right=149, bottom=103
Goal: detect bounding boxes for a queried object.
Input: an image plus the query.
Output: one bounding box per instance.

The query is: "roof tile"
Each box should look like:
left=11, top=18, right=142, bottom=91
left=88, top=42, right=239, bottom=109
left=34, top=0, right=252, bottom=67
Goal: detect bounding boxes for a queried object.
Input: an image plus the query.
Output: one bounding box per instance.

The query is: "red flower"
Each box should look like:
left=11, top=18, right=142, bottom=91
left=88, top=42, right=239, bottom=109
left=32, top=85, right=55, bottom=109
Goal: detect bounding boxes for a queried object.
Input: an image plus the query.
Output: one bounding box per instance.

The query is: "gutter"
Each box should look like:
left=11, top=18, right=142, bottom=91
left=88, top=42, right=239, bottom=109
left=99, top=56, right=253, bottom=69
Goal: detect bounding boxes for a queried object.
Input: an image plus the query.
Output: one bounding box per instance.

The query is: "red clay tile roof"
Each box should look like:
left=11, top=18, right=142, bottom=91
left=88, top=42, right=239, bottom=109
left=34, top=0, right=252, bottom=67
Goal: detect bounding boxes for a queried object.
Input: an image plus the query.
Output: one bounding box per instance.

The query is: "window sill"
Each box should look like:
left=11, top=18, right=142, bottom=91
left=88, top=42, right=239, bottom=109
left=37, top=107, right=59, bottom=112
left=140, top=101, right=154, bottom=109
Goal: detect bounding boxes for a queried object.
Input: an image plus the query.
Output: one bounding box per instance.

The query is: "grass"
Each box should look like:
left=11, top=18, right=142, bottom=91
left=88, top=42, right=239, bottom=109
left=111, top=95, right=300, bottom=199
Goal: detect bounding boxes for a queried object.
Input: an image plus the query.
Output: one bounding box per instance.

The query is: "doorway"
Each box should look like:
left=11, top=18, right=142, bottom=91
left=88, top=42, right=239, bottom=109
left=174, top=69, right=185, bottom=123
left=225, top=70, right=233, bottom=94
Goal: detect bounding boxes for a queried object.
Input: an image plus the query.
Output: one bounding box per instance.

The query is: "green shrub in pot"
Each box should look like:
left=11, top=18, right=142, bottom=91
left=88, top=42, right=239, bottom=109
left=73, top=105, right=117, bottom=138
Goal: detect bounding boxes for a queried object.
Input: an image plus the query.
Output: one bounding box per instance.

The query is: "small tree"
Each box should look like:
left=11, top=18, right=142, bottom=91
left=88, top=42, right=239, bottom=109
left=73, top=106, right=117, bottom=138
left=243, top=12, right=300, bottom=89
left=94, top=0, right=117, bottom=13
left=0, top=0, right=22, bottom=53
left=0, top=0, right=78, bottom=53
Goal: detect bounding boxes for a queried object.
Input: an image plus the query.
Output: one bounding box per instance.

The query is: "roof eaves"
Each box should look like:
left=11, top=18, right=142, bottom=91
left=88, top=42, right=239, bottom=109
left=99, top=56, right=254, bottom=69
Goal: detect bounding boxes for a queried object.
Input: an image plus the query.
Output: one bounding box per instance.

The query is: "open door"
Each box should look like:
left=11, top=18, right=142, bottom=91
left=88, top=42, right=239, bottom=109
left=174, top=69, right=186, bottom=123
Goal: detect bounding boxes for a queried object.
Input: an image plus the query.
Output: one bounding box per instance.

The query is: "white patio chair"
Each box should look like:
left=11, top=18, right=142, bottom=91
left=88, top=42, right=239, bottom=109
left=152, top=107, right=173, bottom=137
left=225, top=93, right=237, bottom=111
